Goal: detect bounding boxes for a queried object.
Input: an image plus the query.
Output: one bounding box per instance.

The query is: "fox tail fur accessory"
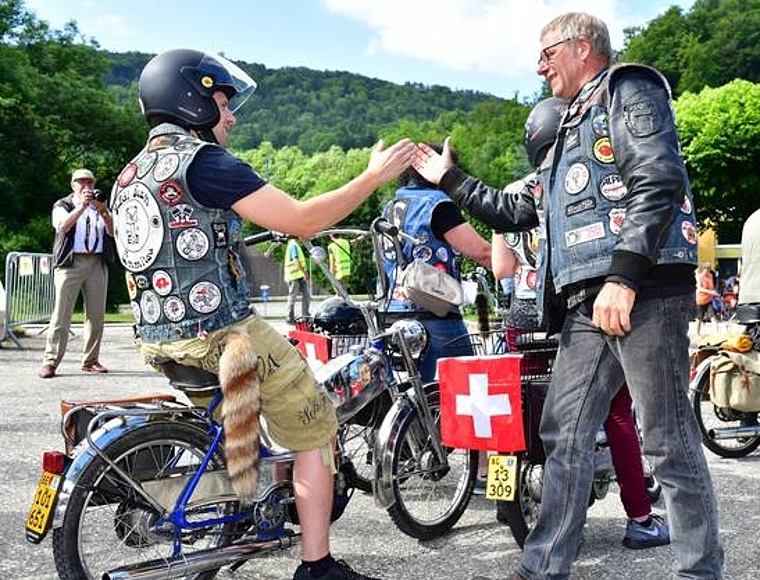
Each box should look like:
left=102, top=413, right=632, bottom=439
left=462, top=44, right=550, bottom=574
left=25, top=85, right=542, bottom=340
left=219, top=332, right=261, bottom=504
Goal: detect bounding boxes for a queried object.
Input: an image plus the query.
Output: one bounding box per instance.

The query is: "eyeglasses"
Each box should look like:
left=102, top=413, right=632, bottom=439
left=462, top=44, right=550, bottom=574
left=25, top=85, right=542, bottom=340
left=537, top=37, right=575, bottom=65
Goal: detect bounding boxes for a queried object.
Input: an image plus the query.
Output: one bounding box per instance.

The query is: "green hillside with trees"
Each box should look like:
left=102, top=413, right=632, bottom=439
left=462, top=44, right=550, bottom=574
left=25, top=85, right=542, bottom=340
left=1, top=0, right=759, bottom=307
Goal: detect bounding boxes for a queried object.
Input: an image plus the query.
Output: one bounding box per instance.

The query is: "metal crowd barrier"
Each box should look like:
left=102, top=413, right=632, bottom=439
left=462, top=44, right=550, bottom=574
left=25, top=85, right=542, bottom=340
left=1, top=252, right=55, bottom=349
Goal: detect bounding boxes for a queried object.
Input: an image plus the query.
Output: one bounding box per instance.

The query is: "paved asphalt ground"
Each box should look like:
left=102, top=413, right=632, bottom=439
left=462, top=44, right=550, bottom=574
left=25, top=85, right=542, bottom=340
left=1, top=300, right=758, bottom=580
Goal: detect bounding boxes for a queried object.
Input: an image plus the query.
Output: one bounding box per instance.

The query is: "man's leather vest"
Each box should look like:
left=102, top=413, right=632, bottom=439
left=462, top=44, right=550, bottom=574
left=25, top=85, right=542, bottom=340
left=111, top=123, right=252, bottom=342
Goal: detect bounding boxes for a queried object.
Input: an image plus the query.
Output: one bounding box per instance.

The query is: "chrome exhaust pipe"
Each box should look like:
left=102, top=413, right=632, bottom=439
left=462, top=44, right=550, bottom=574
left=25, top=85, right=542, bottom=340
left=708, top=424, right=760, bottom=440
left=103, top=532, right=300, bottom=580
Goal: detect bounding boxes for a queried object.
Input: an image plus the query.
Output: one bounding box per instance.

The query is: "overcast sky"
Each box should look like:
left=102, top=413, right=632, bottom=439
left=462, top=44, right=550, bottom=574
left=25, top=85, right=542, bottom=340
left=24, top=0, right=693, bottom=99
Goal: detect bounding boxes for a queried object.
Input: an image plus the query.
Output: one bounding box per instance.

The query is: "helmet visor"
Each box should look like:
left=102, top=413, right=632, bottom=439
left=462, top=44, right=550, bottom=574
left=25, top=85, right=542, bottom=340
left=198, top=53, right=257, bottom=113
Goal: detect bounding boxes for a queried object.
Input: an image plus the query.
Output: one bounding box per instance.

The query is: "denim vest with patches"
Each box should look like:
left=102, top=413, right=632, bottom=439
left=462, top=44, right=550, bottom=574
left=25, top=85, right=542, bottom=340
left=539, top=66, right=698, bottom=299
left=379, top=186, right=461, bottom=312
left=111, top=123, right=252, bottom=343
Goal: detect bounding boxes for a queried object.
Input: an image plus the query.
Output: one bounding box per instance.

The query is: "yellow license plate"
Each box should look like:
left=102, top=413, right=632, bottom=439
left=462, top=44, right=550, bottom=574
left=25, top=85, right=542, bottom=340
left=485, top=454, right=519, bottom=501
left=25, top=471, right=62, bottom=543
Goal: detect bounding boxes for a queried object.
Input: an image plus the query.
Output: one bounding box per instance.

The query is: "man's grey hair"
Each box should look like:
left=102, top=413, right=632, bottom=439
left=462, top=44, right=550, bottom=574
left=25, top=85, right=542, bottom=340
left=541, top=12, right=613, bottom=66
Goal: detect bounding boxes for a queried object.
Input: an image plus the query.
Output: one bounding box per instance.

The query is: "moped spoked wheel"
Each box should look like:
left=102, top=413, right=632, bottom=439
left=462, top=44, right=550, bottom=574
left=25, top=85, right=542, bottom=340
left=339, top=422, right=376, bottom=493
left=496, top=454, right=543, bottom=549
left=690, top=363, right=760, bottom=458
left=53, top=422, right=236, bottom=580
left=386, top=383, right=477, bottom=539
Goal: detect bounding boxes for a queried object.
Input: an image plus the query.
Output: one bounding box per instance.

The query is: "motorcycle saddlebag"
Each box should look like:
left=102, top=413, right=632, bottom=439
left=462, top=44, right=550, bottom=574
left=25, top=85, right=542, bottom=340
left=709, top=349, right=760, bottom=412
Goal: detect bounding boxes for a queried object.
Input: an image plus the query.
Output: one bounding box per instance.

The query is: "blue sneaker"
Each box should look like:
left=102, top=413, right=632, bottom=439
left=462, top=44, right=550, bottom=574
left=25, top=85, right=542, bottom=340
left=623, top=514, right=670, bottom=549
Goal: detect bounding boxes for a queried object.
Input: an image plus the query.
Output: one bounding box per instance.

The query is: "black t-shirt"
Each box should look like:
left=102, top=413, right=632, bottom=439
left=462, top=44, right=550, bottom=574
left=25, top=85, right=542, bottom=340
left=186, top=146, right=267, bottom=209
left=430, top=200, right=466, bottom=239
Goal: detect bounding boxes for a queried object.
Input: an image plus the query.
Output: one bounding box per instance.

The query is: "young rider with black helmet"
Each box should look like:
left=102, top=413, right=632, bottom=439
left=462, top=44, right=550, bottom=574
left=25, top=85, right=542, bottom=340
left=111, top=48, right=414, bottom=580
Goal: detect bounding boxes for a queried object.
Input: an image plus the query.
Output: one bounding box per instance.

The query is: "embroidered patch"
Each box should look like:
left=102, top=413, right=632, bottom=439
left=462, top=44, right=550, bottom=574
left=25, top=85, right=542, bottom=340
left=136, top=152, right=157, bottom=178
left=565, top=162, right=590, bottom=195
left=681, top=221, right=698, bottom=245
left=566, top=197, right=596, bottom=216
left=505, top=232, right=520, bottom=248
left=565, top=222, right=605, bottom=248
left=140, top=290, right=161, bottom=324
left=680, top=195, right=693, bottom=215
left=168, top=204, right=198, bottom=228
left=117, top=163, right=138, bottom=188
left=599, top=174, right=628, bottom=201
left=591, top=114, right=609, bottom=137
left=134, top=274, right=150, bottom=289
left=112, top=182, right=165, bottom=272
left=176, top=228, right=210, bottom=261
left=593, top=138, right=615, bottom=164
left=152, top=270, right=173, bottom=296
left=159, top=180, right=184, bottom=205
left=412, top=245, right=433, bottom=261
left=163, top=296, right=186, bottom=322
left=125, top=272, right=137, bottom=300
left=130, top=301, right=141, bottom=324
left=153, top=153, right=180, bottom=182
left=435, top=246, right=450, bottom=262
left=189, top=281, right=222, bottom=314
left=212, top=222, right=229, bottom=248
left=608, top=208, right=626, bottom=235
left=565, top=129, right=580, bottom=151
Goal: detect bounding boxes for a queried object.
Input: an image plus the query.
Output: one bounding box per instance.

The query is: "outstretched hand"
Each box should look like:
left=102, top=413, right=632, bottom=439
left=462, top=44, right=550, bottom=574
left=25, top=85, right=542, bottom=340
left=367, top=138, right=416, bottom=184
left=412, top=136, right=455, bottom=186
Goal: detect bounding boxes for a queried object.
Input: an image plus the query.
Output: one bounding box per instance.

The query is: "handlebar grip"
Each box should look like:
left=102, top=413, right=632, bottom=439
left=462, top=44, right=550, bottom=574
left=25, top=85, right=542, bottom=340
left=372, top=217, right=398, bottom=237
left=244, top=231, right=286, bottom=246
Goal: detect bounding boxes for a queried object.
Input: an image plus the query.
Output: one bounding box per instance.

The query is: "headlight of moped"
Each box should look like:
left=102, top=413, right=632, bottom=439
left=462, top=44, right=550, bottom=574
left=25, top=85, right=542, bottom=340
left=388, top=319, right=428, bottom=359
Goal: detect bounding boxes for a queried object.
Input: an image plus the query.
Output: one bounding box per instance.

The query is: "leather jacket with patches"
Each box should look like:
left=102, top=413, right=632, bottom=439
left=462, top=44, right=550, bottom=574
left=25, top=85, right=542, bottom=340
left=111, top=123, right=252, bottom=343
left=439, top=64, right=698, bottom=332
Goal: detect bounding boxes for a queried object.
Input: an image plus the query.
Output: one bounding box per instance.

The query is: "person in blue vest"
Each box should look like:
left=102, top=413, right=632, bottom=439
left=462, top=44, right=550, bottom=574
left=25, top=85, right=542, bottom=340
left=413, top=12, right=722, bottom=580
left=377, top=142, right=492, bottom=383
left=111, top=48, right=415, bottom=580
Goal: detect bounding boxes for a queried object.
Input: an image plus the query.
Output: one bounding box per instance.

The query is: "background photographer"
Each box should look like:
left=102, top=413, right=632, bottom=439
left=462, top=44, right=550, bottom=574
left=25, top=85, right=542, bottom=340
left=38, top=168, right=114, bottom=379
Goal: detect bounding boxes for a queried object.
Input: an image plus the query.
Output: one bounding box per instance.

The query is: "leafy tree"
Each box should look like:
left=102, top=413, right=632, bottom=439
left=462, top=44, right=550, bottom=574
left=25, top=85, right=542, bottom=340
left=622, top=0, right=760, bottom=96
left=675, top=79, right=760, bottom=233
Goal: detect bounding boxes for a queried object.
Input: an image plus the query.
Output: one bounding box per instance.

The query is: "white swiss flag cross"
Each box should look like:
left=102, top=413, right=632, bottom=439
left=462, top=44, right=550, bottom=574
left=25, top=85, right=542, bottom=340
left=438, top=354, right=526, bottom=452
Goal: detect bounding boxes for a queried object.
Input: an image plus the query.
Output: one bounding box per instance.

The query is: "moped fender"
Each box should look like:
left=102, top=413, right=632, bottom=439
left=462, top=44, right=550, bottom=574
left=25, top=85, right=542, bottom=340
left=690, top=356, right=713, bottom=396
left=372, top=389, right=417, bottom=509
left=51, top=413, right=154, bottom=531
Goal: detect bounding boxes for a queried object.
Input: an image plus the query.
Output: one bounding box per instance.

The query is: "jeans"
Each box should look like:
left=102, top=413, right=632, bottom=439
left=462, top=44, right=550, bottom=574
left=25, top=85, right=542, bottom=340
left=519, top=293, right=723, bottom=580
left=418, top=315, right=472, bottom=382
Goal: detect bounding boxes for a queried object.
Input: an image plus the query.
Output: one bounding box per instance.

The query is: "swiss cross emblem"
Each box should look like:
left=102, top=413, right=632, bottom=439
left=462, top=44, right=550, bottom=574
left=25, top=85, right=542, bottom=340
left=438, top=355, right=525, bottom=452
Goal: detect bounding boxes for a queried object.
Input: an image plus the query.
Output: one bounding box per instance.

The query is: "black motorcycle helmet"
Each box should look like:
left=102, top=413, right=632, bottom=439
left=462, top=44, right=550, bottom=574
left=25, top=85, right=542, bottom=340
left=138, top=48, right=257, bottom=136
left=311, top=297, right=368, bottom=336
left=524, top=97, right=568, bottom=168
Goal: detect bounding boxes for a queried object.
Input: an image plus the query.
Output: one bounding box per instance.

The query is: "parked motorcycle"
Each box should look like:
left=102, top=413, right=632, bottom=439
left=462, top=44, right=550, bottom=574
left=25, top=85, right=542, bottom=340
left=688, top=305, right=760, bottom=458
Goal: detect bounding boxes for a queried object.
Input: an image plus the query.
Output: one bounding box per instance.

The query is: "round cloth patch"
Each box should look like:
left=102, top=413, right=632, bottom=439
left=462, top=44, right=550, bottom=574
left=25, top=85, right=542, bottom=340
left=152, top=270, right=173, bottom=296
left=176, top=228, right=210, bottom=261
left=163, top=296, right=186, bottom=322
left=412, top=245, right=433, bottom=261
left=112, top=182, right=165, bottom=272
left=599, top=174, right=628, bottom=201
left=189, top=281, right=222, bottom=314
left=140, top=290, right=161, bottom=324
left=565, top=162, right=590, bottom=195
left=130, top=300, right=141, bottom=324
left=136, top=152, right=157, bottom=178
left=153, top=153, right=180, bottom=182
left=593, top=138, right=615, bottom=164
